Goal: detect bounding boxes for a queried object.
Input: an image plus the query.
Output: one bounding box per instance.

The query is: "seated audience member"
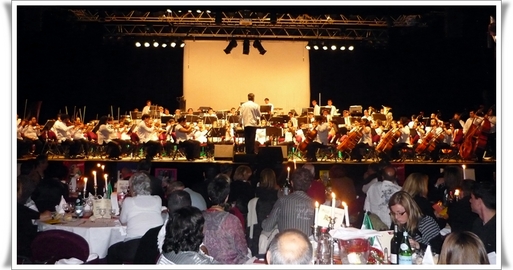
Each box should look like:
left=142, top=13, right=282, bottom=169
left=470, top=181, right=496, bottom=254
left=445, top=179, right=479, bottom=233
left=30, top=163, right=69, bottom=212
left=203, top=174, right=250, bottom=264
left=163, top=181, right=206, bottom=211
left=107, top=172, right=163, bottom=264
left=364, top=165, right=401, bottom=228
left=262, top=168, right=315, bottom=237
left=17, top=161, right=36, bottom=205
left=266, top=229, right=313, bottom=265
left=228, top=165, right=254, bottom=223
left=17, top=178, right=52, bottom=258
left=136, top=159, right=166, bottom=206
left=388, top=191, right=443, bottom=254
left=303, top=163, right=326, bottom=204
left=133, top=190, right=192, bottom=264
left=438, top=231, right=490, bottom=264
left=157, top=206, right=218, bottom=265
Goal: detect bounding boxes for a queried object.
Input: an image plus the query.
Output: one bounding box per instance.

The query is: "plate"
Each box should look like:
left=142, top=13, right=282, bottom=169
left=44, top=219, right=62, bottom=225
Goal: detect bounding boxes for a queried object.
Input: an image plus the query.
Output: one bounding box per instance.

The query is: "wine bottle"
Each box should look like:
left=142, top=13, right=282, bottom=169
left=390, top=224, right=400, bottom=264
left=316, top=227, right=332, bottom=265
left=398, top=231, right=413, bottom=265
left=75, top=191, right=84, bottom=218
left=283, top=178, right=291, bottom=195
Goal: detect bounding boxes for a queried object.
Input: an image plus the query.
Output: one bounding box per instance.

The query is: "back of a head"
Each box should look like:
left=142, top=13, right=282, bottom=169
left=438, top=231, right=490, bottom=264
left=167, top=181, right=185, bottom=194
left=301, top=163, right=315, bottom=178
left=167, top=190, right=192, bottom=213
left=20, top=161, right=35, bottom=176
left=444, top=166, right=463, bottom=190
left=291, top=168, right=314, bottom=192
left=163, top=206, right=205, bottom=254
left=267, top=229, right=312, bottom=265
left=328, top=164, right=346, bottom=179
left=129, top=172, right=152, bottom=196
left=381, top=166, right=396, bottom=182
left=137, top=159, right=152, bottom=172
left=204, top=165, right=220, bottom=181
left=471, top=181, right=496, bottom=210
left=207, top=174, right=231, bottom=205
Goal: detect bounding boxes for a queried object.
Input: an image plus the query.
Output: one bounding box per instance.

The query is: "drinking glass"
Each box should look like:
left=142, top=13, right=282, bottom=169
left=99, top=208, right=107, bottom=219
left=62, top=203, right=70, bottom=214
left=110, top=208, right=117, bottom=218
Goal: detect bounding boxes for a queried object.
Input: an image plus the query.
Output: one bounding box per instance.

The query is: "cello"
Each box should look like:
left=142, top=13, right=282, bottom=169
left=298, top=125, right=317, bottom=152
left=337, top=126, right=363, bottom=152
left=459, top=118, right=479, bottom=160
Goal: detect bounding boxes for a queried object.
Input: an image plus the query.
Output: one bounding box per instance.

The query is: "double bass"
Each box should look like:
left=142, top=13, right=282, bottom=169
left=337, top=126, right=363, bottom=152
left=298, top=125, right=317, bottom=152
left=459, top=112, right=490, bottom=160
left=375, top=127, right=400, bottom=153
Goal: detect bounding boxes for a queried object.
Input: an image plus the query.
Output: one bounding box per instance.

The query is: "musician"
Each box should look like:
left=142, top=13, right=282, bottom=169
left=240, top=93, right=261, bottom=155
left=175, top=116, right=201, bottom=161
left=430, top=122, right=453, bottom=163
left=97, top=116, right=122, bottom=160
left=255, top=119, right=268, bottom=147
left=325, top=99, right=337, bottom=116
left=342, top=110, right=352, bottom=129
left=288, top=111, right=298, bottom=129
left=311, top=100, right=321, bottom=116
left=322, top=109, right=332, bottom=123
left=463, top=110, right=477, bottom=135
left=305, top=116, right=329, bottom=162
left=193, top=120, right=209, bottom=144
left=70, top=117, right=91, bottom=157
left=485, top=107, right=496, bottom=159
left=351, top=118, right=373, bottom=162
left=161, top=108, right=172, bottom=116
left=388, top=117, right=410, bottom=161
left=307, top=112, right=315, bottom=124
left=162, top=118, right=176, bottom=156
left=22, top=116, right=44, bottom=155
left=361, top=110, right=372, bottom=121
left=17, top=118, right=31, bottom=157
left=136, top=114, right=163, bottom=160
left=174, top=109, right=183, bottom=120
left=264, top=98, right=274, bottom=113
left=53, top=114, right=84, bottom=159
left=228, top=107, right=238, bottom=116
left=327, top=120, right=340, bottom=145
left=142, top=100, right=152, bottom=115
left=186, top=108, right=194, bottom=115
left=116, top=120, right=135, bottom=156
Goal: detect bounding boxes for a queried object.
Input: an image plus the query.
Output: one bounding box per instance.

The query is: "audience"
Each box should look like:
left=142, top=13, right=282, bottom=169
left=202, top=174, right=250, bottom=264
left=157, top=206, right=218, bottom=264
left=228, top=165, right=255, bottom=224
left=136, top=159, right=166, bottom=206
left=470, top=181, right=496, bottom=254
left=303, top=163, right=326, bottom=204
left=30, top=162, right=69, bottom=212
left=266, top=229, right=313, bottom=265
left=364, top=165, right=401, bottom=228
left=438, top=231, right=490, bottom=264
left=107, top=172, right=163, bottom=264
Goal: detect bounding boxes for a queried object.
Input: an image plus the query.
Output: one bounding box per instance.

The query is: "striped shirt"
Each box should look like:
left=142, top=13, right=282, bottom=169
left=261, top=191, right=315, bottom=237
left=413, top=215, right=442, bottom=247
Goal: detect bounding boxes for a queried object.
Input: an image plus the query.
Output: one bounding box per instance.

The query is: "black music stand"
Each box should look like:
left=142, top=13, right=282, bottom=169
left=130, top=111, right=142, bottom=120
left=332, top=116, right=343, bottom=125
left=449, top=119, right=463, bottom=129
left=265, top=126, right=283, bottom=137
left=41, top=120, right=56, bottom=131
left=216, top=111, right=228, bottom=119
left=320, top=106, right=333, bottom=115
left=228, top=115, right=240, bottom=124
left=161, top=116, right=173, bottom=125
left=186, top=115, right=200, bottom=123
left=349, top=105, right=363, bottom=116
left=297, top=117, right=308, bottom=126
left=192, top=112, right=201, bottom=116
left=203, top=116, right=217, bottom=125
left=301, top=108, right=312, bottom=116
left=269, top=116, right=286, bottom=125
left=210, top=127, right=226, bottom=137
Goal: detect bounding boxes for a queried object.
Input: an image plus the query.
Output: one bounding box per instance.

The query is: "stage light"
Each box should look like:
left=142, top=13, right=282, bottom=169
left=243, top=39, right=250, bottom=55
left=135, top=41, right=141, bottom=47
left=179, top=40, right=185, bottom=48
left=166, top=9, right=172, bottom=13
left=171, top=41, right=177, bottom=47
left=224, top=39, right=237, bottom=54
left=313, top=44, right=319, bottom=50
left=306, top=44, right=311, bottom=50
left=340, top=46, right=346, bottom=50
left=144, top=42, right=150, bottom=47
left=253, top=40, right=267, bottom=55
left=331, top=45, right=337, bottom=50
left=162, top=43, right=168, bottom=48
left=348, top=45, right=354, bottom=51
left=153, top=41, right=159, bottom=47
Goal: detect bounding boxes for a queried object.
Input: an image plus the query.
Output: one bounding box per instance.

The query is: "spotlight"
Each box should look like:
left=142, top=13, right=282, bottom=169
left=166, top=9, right=172, bottom=13
left=313, top=44, right=319, bottom=50
left=196, top=9, right=201, bottom=13
left=224, top=39, right=237, bottom=54
left=253, top=40, right=267, bottom=55
left=340, top=46, right=346, bottom=50
left=305, top=44, right=311, bottom=50
left=331, top=45, right=337, bottom=50
left=179, top=40, right=185, bottom=48
left=153, top=41, right=159, bottom=47
left=322, top=44, right=328, bottom=50
left=135, top=41, right=141, bottom=47
left=144, top=42, right=150, bottom=47
left=171, top=41, right=177, bottom=48
left=348, top=45, right=354, bottom=51
left=242, top=39, right=250, bottom=55
left=162, top=43, right=168, bottom=48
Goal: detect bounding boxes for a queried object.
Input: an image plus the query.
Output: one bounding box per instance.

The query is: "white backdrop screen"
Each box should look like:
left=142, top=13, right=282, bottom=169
left=183, top=40, right=310, bottom=115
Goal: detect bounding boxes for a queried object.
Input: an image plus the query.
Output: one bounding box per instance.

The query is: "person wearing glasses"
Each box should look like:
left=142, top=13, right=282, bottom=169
left=388, top=191, right=443, bottom=254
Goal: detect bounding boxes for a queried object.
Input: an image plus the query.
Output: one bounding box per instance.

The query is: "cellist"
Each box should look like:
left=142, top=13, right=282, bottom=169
left=305, top=116, right=329, bottom=162
left=351, top=118, right=372, bottom=162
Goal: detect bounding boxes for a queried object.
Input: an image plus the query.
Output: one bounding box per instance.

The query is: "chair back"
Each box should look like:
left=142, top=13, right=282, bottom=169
left=30, top=229, right=89, bottom=264
left=48, top=130, right=58, bottom=141
left=130, top=133, right=140, bottom=143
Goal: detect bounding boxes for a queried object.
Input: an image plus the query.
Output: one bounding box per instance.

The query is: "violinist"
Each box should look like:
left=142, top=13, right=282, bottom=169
left=97, top=116, right=122, bottom=160
left=305, top=116, right=329, bottom=162
left=71, top=117, right=91, bottom=157
left=17, top=118, right=31, bottom=157
left=22, top=116, right=44, bottom=155
left=136, top=114, right=162, bottom=160
left=430, top=122, right=453, bottom=162
left=388, top=117, right=410, bottom=161
left=351, top=118, right=373, bottom=162
left=53, top=114, right=83, bottom=159
left=288, top=111, right=298, bottom=129
left=175, top=116, right=200, bottom=161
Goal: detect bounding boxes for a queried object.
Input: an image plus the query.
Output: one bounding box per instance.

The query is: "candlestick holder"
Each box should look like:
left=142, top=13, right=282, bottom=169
left=94, top=186, right=98, bottom=197
left=328, top=216, right=337, bottom=231
left=312, top=225, right=321, bottom=242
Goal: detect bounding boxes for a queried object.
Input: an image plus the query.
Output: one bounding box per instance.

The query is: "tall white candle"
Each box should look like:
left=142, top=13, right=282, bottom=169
left=331, top=193, right=336, bottom=219
left=314, top=201, right=319, bottom=228
left=101, top=165, right=105, bottom=171
left=104, top=174, right=108, bottom=192
left=462, top=165, right=467, bottom=179
left=287, top=167, right=290, bottom=179
left=293, top=159, right=297, bottom=170
left=83, top=177, right=87, bottom=192
left=342, top=201, right=350, bottom=227
left=92, top=171, right=97, bottom=187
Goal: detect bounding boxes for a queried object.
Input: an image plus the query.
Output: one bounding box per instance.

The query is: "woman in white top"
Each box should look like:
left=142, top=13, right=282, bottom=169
left=107, top=172, right=163, bottom=264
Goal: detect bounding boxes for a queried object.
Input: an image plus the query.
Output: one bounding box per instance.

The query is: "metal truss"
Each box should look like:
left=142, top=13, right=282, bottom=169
left=69, top=9, right=425, bottom=41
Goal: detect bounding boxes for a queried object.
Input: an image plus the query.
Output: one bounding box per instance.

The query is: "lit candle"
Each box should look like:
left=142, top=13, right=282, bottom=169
left=92, top=171, right=97, bottom=187
left=97, top=163, right=101, bottom=168
left=287, top=167, right=290, bottom=179
left=454, top=189, right=460, bottom=200
left=293, top=159, right=297, bottom=170
left=101, top=165, right=105, bottom=171
left=314, top=201, right=319, bottom=228
left=462, top=165, right=467, bottom=179
left=83, top=177, right=87, bottom=192
left=104, top=174, right=108, bottom=193
left=331, top=192, right=336, bottom=219
left=342, top=201, right=350, bottom=227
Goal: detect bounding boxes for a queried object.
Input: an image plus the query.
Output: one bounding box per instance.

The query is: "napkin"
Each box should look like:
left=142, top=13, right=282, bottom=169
left=55, top=257, right=84, bottom=264
left=110, top=191, right=119, bottom=215
left=329, top=227, right=381, bottom=240
left=83, top=193, right=94, bottom=212
left=55, top=196, right=67, bottom=214
left=422, top=245, right=435, bottom=265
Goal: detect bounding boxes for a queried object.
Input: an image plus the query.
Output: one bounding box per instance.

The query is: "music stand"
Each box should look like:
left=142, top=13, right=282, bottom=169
left=265, top=127, right=283, bottom=137
left=449, top=119, right=463, bottom=129
left=41, top=120, right=56, bottom=131
left=161, top=116, right=173, bottom=125
left=228, top=115, right=240, bottom=124
left=320, top=106, right=333, bottom=115
left=332, top=116, right=343, bottom=125
left=198, top=107, right=210, bottom=113
left=130, top=111, right=142, bottom=120
left=203, top=116, right=217, bottom=125
left=216, top=110, right=228, bottom=119
left=349, top=105, right=363, bottom=115
left=210, top=127, right=226, bottom=137
left=372, top=113, right=386, bottom=121
left=260, top=105, right=272, bottom=122
left=297, top=117, right=307, bottom=126
left=301, top=108, right=312, bottom=116
left=192, top=112, right=201, bottom=116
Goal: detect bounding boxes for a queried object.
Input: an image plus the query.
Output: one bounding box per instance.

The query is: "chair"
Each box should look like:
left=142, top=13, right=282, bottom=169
left=30, top=230, right=90, bottom=264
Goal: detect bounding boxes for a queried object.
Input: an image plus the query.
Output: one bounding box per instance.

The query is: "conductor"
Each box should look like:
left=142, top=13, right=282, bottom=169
left=240, top=93, right=261, bottom=154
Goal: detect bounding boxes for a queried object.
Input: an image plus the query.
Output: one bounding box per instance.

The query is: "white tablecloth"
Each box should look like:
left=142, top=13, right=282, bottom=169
left=37, top=218, right=127, bottom=259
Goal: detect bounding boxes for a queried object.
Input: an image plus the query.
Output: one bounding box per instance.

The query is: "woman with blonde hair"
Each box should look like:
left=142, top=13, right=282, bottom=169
left=438, top=231, right=490, bottom=264
left=388, top=191, right=443, bottom=253
left=401, top=173, right=441, bottom=227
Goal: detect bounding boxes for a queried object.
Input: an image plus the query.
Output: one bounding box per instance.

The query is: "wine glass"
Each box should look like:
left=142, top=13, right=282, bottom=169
left=110, top=208, right=117, bottom=218
left=99, top=208, right=107, bottom=219
left=62, top=203, right=70, bottom=214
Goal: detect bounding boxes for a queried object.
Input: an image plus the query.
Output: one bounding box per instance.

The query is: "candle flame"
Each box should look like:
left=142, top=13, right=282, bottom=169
left=332, top=192, right=335, bottom=199
left=462, top=165, right=466, bottom=170
left=454, top=189, right=460, bottom=196
left=315, top=201, right=319, bottom=208
left=101, top=165, right=105, bottom=170
left=104, top=174, right=108, bottom=180
left=287, top=167, right=290, bottom=172
left=342, top=201, right=347, bottom=207
left=84, top=177, right=87, bottom=183
left=97, top=163, right=101, bottom=167
left=92, top=171, right=96, bottom=175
